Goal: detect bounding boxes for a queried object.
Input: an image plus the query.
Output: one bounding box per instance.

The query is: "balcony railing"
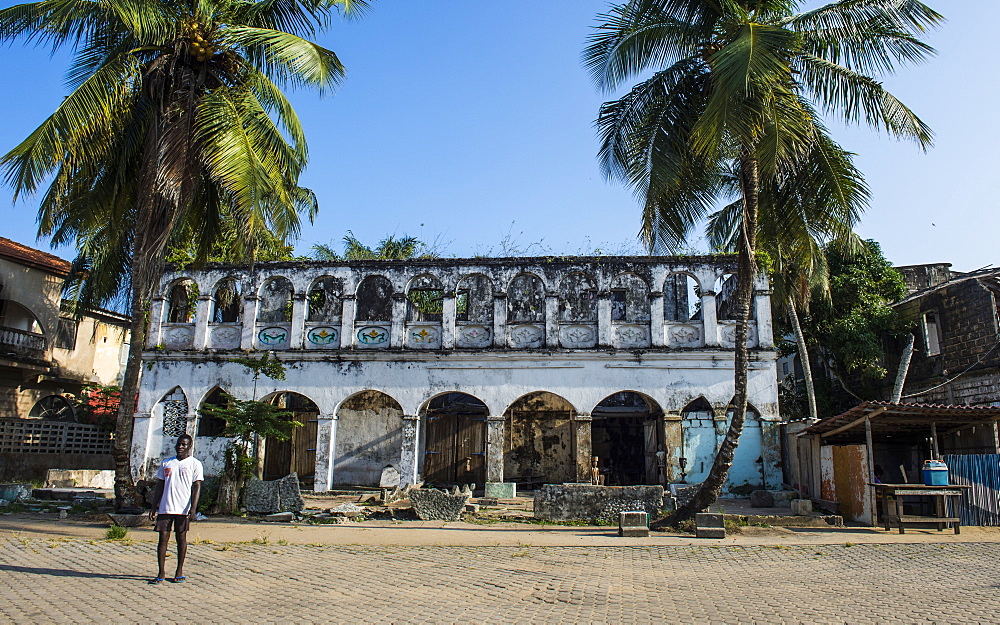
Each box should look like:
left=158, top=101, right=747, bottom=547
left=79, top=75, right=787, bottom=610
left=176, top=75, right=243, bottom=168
left=0, top=326, right=47, bottom=361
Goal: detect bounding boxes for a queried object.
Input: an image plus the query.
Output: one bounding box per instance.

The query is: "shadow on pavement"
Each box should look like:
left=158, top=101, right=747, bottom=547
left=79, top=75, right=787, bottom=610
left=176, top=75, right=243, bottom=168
left=0, top=564, right=146, bottom=581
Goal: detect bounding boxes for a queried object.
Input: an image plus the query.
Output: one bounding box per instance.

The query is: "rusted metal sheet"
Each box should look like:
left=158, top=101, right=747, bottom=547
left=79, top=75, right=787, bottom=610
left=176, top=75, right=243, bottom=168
left=832, top=445, right=870, bottom=524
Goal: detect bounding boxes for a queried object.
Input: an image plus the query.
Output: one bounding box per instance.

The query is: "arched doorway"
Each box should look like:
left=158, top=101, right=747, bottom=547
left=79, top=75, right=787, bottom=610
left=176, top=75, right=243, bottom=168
left=504, top=392, right=576, bottom=486
left=726, top=403, right=764, bottom=492
left=335, top=391, right=403, bottom=486
left=262, top=392, right=319, bottom=488
left=680, top=397, right=717, bottom=484
left=421, top=393, right=488, bottom=487
left=591, top=392, right=664, bottom=485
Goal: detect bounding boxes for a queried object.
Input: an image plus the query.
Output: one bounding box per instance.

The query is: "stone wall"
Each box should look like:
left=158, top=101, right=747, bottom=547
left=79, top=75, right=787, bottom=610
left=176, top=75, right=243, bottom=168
left=533, top=484, right=664, bottom=524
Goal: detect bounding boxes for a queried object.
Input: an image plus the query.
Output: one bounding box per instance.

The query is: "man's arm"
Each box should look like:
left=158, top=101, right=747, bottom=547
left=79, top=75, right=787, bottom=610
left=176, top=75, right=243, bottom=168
left=188, top=481, right=203, bottom=519
left=149, top=479, right=165, bottom=521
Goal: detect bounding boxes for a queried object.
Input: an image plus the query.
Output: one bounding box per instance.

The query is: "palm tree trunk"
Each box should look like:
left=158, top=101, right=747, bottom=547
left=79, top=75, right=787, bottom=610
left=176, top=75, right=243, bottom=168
left=787, top=297, right=818, bottom=421
left=891, top=333, right=916, bottom=402
left=656, top=156, right=759, bottom=527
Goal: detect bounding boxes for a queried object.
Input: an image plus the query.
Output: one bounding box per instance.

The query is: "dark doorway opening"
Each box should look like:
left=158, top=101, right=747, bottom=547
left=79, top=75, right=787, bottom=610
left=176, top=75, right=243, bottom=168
left=262, top=392, right=319, bottom=489
left=592, top=392, right=663, bottom=485
left=422, top=393, right=488, bottom=487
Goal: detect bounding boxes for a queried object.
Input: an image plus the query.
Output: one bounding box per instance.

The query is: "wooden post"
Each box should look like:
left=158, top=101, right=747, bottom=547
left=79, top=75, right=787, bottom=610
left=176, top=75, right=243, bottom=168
left=865, top=416, right=877, bottom=527
left=930, top=422, right=940, bottom=460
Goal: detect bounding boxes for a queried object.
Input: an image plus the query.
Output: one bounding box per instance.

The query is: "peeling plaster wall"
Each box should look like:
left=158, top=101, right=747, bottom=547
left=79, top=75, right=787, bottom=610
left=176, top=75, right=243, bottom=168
left=134, top=256, right=780, bottom=490
left=335, top=390, right=403, bottom=486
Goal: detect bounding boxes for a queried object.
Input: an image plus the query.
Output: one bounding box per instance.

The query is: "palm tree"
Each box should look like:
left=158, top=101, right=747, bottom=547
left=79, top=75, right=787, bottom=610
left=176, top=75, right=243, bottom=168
left=312, top=231, right=431, bottom=260
left=0, top=0, right=368, bottom=509
left=585, top=0, right=939, bottom=522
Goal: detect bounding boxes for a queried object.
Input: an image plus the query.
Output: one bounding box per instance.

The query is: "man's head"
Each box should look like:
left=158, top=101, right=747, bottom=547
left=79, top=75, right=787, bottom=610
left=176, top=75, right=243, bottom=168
left=175, top=434, right=193, bottom=459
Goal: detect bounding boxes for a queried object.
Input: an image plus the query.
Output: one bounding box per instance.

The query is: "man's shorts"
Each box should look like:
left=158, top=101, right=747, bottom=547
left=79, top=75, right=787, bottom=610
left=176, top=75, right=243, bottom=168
left=155, top=513, right=191, bottom=533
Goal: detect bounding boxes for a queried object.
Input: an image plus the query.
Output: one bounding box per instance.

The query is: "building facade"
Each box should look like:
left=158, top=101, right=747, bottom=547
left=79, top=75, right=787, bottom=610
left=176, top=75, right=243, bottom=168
left=894, top=264, right=1000, bottom=412
left=132, top=256, right=782, bottom=493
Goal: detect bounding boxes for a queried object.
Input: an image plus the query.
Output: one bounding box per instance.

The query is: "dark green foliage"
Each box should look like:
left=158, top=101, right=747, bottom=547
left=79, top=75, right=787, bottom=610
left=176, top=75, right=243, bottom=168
left=812, top=240, right=909, bottom=380
left=202, top=394, right=301, bottom=477
left=231, top=352, right=287, bottom=384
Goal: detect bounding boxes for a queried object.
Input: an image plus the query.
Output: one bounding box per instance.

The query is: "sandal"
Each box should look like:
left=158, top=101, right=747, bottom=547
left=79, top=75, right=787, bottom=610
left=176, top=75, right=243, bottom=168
left=171, top=576, right=186, bottom=583
left=148, top=578, right=164, bottom=585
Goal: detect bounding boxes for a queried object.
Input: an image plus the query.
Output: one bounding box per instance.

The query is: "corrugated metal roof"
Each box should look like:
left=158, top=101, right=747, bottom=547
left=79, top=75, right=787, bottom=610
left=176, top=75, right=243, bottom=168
left=798, top=401, right=1000, bottom=443
left=0, top=237, right=71, bottom=276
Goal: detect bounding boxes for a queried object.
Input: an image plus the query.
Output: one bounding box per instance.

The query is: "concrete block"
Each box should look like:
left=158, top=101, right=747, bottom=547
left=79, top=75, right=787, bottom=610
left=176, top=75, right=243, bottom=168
left=264, top=512, right=296, bottom=522
left=465, top=503, right=480, bottom=513
left=534, top=484, right=664, bottom=524
left=108, top=513, right=153, bottom=527
left=477, top=497, right=499, bottom=507
left=618, top=511, right=649, bottom=537
left=485, top=482, right=516, bottom=499
left=0, top=483, right=32, bottom=502
left=695, top=513, right=725, bottom=539
left=791, top=499, right=813, bottom=516
left=45, top=469, right=115, bottom=489
left=749, top=490, right=775, bottom=508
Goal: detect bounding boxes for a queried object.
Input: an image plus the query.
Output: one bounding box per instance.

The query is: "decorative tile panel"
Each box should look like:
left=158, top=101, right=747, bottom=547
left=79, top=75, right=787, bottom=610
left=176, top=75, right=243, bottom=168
left=209, top=324, right=242, bottom=350
left=162, top=324, right=194, bottom=350
left=356, top=325, right=390, bottom=348
left=508, top=324, right=544, bottom=349
left=667, top=323, right=702, bottom=348
left=456, top=324, right=491, bottom=348
left=256, top=325, right=291, bottom=349
left=560, top=324, right=597, bottom=349
left=162, top=396, right=189, bottom=437
left=719, top=322, right=757, bottom=348
left=406, top=324, right=442, bottom=349
left=305, top=325, right=340, bottom=349
left=613, top=323, right=651, bottom=349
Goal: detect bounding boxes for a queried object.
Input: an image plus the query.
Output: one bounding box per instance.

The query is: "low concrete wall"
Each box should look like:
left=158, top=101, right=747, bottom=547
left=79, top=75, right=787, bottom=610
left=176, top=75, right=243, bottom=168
left=534, top=484, right=664, bottom=525
left=0, top=453, right=114, bottom=482
left=45, top=469, right=115, bottom=489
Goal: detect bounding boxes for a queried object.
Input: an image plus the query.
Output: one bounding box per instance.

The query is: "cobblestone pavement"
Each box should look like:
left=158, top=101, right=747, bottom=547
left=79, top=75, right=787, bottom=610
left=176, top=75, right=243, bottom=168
left=2, top=537, right=1000, bottom=623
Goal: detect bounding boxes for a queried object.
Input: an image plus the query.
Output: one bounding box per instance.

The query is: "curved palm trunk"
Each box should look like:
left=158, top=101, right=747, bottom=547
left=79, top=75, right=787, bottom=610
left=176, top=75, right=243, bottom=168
left=656, top=157, right=760, bottom=527
left=112, top=71, right=198, bottom=510
left=788, top=297, right=818, bottom=421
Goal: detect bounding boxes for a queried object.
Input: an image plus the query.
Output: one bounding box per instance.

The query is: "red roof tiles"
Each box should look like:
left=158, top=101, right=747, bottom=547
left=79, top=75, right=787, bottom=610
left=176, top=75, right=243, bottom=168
left=0, top=237, right=71, bottom=276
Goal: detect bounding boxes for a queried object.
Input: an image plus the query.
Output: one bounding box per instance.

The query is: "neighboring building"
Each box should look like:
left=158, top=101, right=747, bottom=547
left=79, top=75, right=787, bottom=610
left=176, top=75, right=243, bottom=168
left=0, top=237, right=130, bottom=417
left=0, top=237, right=129, bottom=480
left=893, top=263, right=1000, bottom=412
left=131, top=256, right=782, bottom=494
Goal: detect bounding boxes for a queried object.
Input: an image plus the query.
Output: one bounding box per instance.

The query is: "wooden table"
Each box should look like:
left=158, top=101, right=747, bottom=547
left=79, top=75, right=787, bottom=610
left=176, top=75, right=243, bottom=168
left=872, top=484, right=970, bottom=534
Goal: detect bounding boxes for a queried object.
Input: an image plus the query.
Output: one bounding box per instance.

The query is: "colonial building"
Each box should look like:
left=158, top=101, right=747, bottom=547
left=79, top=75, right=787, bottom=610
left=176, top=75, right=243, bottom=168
left=1, top=237, right=129, bottom=480
left=131, top=255, right=781, bottom=493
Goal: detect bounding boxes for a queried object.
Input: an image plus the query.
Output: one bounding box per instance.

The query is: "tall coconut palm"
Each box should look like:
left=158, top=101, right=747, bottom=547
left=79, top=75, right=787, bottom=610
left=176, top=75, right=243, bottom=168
left=707, top=161, right=866, bottom=424
left=585, top=0, right=939, bottom=522
left=0, top=0, right=368, bottom=508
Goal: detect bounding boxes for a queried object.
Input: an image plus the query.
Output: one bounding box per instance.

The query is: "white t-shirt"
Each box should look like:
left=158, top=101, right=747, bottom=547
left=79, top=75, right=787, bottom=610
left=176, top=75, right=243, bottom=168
left=156, top=455, right=205, bottom=515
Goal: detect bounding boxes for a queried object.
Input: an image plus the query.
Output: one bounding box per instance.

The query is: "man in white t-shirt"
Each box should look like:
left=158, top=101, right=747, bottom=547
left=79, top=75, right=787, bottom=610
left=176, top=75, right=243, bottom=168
left=148, top=434, right=204, bottom=584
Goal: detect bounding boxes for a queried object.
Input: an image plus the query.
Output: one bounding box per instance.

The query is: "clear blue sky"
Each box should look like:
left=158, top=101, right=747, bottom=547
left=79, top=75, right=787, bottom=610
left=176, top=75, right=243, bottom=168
left=1, top=1, right=995, bottom=271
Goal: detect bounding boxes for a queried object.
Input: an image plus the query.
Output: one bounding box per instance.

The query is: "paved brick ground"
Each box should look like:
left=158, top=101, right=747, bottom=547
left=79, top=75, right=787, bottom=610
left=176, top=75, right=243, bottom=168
left=2, top=537, right=999, bottom=623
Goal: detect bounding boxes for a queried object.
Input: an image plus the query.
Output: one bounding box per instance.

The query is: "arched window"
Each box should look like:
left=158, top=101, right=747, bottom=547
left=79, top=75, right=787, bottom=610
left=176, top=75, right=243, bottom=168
left=307, top=277, right=343, bottom=322
left=166, top=280, right=198, bottom=323
left=558, top=272, right=597, bottom=322
left=664, top=273, right=701, bottom=321
left=211, top=279, right=242, bottom=323
left=609, top=273, right=650, bottom=322
left=356, top=276, right=393, bottom=321
left=258, top=277, right=293, bottom=323
left=197, top=388, right=230, bottom=437
left=507, top=274, right=545, bottom=324
left=406, top=274, right=444, bottom=322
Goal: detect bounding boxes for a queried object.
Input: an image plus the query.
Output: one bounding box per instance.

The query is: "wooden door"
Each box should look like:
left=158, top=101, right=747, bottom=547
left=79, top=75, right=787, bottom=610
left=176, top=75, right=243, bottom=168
left=423, top=413, right=486, bottom=486
left=263, top=412, right=317, bottom=486
left=423, top=413, right=454, bottom=485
